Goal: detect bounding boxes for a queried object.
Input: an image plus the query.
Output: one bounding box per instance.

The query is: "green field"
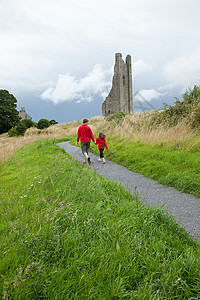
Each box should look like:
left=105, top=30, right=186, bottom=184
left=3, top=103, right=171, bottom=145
left=88, top=137, right=200, bottom=199
left=0, top=139, right=200, bottom=299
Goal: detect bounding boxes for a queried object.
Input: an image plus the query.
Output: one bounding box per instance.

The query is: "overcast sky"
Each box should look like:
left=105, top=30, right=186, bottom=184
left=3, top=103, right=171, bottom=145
left=0, top=0, right=200, bottom=122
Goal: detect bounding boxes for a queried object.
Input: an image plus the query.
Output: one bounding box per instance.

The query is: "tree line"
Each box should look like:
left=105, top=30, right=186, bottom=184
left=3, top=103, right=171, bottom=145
left=0, top=90, right=58, bottom=136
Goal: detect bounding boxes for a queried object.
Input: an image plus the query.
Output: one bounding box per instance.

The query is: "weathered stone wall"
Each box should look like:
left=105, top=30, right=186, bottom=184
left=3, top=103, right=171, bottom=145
left=18, top=107, right=32, bottom=120
left=102, top=53, right=133, bottom=116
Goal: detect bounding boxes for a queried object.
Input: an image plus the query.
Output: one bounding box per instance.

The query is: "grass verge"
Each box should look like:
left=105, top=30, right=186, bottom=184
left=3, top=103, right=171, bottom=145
left=87, top=137, right=200, bottom=199
left=0, top=139, right=200, bottom=299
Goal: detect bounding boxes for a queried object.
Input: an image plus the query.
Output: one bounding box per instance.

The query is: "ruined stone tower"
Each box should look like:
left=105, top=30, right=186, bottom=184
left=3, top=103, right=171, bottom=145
left=102, top=53, right=133, bottom=116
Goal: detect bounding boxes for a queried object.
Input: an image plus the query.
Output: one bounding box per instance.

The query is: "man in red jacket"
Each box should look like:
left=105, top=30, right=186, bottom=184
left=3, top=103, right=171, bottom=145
left=76, top=118, right=95, bottom=164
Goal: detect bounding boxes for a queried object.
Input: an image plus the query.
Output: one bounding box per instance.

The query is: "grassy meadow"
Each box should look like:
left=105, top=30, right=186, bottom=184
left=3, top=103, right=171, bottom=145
left=1, top=114, right=200, bottom=200
left=1, top=91, right=200, bottom=299
left=1, top=139, right=200, bottom=299
left=89, top=132, right=200, bottom=198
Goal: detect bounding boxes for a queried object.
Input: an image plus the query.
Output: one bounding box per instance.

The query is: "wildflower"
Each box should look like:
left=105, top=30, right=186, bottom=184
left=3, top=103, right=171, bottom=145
left=14, top=276, right=18, bottom=288
left=17, top=265, right=22, bottom=277
left=2, top=290, right=8, bottom=300
left=3, top=280, right=9, bottom=289
left=173, top=278, right=181, bottom=286
left=21, top=265, right=31, bottom=282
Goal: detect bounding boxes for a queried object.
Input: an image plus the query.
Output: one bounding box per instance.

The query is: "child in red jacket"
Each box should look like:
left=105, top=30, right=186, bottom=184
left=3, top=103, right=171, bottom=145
left=95, top=132, right=108, bottom=164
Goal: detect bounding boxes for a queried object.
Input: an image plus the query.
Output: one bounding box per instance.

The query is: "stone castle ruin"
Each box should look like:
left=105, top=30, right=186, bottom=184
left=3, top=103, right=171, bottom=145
left=102, top=53, right=133, bottom=116
left=18, top=107, right=32, bottom=120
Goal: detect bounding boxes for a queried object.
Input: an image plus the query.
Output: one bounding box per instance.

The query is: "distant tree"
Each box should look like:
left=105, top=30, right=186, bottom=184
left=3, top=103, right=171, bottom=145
left=0, top=89, right=20, bottom=134
left=50, top=119, right=58, bottom=125
left=21, top=119, right=34, bottom=129
left=37, top=118, right=51, bottom=129
left=32, top=122, right=38, bottom=128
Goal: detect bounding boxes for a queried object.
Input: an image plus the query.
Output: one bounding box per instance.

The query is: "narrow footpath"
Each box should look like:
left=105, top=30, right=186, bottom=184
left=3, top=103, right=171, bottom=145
left=57, top=141, right=200, bottom=241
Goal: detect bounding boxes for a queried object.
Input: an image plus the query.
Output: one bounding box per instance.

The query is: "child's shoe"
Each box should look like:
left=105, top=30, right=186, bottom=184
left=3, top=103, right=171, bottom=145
left=98, top=158, right=102, bottom=162
left=102, top=158, right=105, bottom=164
left=88, top=157, right=91, bottom=165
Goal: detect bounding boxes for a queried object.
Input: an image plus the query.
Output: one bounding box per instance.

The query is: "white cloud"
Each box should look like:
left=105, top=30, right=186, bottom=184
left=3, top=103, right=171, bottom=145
left=163, top=48, right=200, bottom=88
left=157, top=83, right=176, bottom=91
left=133, top=59, right=153, bottom=77
left=40, top=64, right=112, bottom=104
left=135, top=89, right=166, bottom=102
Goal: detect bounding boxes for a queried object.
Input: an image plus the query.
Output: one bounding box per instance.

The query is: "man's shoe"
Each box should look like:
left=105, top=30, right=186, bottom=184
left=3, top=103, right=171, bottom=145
left=88, top=157, right=91, bottom=165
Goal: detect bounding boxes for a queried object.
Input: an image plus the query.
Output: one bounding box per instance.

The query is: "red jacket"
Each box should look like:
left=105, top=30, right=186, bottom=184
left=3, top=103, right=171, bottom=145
left=95, top=137, right=108, bottom=149
left=77, top=124, right=95, bottom=143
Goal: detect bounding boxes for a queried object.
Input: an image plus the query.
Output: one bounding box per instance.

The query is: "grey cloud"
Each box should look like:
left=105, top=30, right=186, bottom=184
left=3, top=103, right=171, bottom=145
left=0, top=0, right=200, bottom=121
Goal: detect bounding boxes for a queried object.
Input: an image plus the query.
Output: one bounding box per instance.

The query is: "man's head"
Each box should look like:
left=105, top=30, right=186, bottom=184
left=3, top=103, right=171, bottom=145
left=83, top=118, right=89, bottom=124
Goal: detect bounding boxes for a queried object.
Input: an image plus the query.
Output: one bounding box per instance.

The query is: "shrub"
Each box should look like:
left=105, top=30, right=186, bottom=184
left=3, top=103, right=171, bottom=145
left=20, top=119, right=34, bottom=129
left=50, top=119, right=58, bottom=125
left=37, top=119, right=50, bottom=129
left=8, top=126, right=19, bottom=137
left=106, top=112, right=127, bottom=123
left=8, top=122, right=27, bottom=136
left=149, top=85, right=200, bottom=128
left=17, top=122, right=27, bottom=135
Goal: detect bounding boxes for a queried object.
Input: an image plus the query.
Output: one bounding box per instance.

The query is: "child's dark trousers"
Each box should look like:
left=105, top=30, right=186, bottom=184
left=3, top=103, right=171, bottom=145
left=99, top=148, right=104, bottom=158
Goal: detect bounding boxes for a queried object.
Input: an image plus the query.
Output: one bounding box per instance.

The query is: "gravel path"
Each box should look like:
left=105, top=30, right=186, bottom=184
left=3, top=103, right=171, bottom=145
left=58, top=141, right=200, bottom=241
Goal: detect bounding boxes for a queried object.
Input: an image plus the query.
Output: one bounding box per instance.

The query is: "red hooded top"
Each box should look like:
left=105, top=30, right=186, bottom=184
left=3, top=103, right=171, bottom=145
left=95, top=137, right=108, bottom=149
left=77, top=124, right=95, bottom=143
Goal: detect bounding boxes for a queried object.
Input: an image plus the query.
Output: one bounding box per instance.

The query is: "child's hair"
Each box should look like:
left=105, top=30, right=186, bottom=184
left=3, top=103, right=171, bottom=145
left=83, top=118, right=89, bottom=124
left=99, top=132, right=105, bottom=139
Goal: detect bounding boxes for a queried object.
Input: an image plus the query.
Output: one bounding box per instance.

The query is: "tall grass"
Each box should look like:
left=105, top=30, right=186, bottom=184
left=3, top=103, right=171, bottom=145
left=0, top=122, right=78, bottom=166
left=1, top=113, right=199, bottom=167
left=91, top=113, right=200, bottom=152
left=90, top=138, right=200, bottom=198
left=0, top=139, right=200, bottom=299
left=88, top=115, right=200, bottom=198
left=1, top=112, right=200, bottom=197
